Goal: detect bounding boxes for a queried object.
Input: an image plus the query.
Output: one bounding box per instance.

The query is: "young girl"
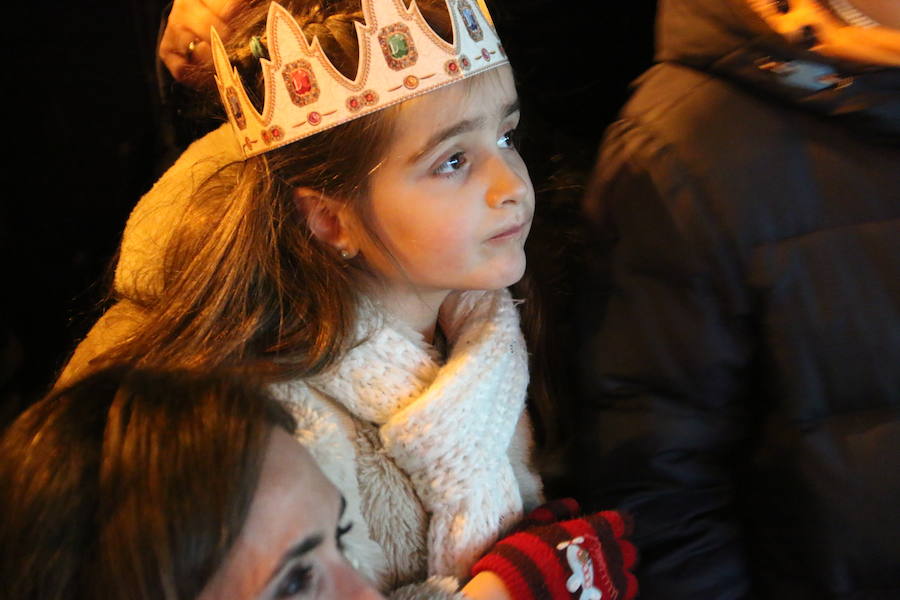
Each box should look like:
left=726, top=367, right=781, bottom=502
left=61, top=1, right=637, bottom=597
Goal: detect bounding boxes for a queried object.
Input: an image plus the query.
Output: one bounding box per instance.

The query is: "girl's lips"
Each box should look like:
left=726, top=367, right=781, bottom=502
left=488, top=222, right=526, bottom=241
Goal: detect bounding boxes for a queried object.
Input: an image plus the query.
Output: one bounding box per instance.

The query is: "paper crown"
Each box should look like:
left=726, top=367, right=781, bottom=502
left=212, top=0, right=509, bottom=158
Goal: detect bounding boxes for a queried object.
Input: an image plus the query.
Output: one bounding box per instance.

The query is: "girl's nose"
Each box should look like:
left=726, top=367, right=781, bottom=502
left=485, top=155, right=530, bottom=209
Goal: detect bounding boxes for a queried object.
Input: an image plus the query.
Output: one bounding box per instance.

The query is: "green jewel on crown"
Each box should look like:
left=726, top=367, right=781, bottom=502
left=388, top=33, right=409, bottom=58
left=379, top=23, right=417, bottom=71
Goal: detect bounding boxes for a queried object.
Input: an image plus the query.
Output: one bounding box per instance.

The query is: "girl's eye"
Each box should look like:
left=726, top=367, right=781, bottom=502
left=337, top=522, right=353, bottom=553
left=275, top=565, right=313, bottom=598
left=498, top=128, right=517, bottom=149
left=433, top=152, right=468, bottom=175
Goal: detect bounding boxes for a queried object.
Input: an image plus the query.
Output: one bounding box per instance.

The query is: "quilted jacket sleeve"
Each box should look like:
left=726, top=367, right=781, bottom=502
left=568, top=119, right=757, bottom=599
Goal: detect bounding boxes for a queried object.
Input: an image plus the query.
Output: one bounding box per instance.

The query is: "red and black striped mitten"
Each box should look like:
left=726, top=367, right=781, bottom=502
left=512, top=498, right=582, bottom=532
left=471, top=510, right=638, bottom=600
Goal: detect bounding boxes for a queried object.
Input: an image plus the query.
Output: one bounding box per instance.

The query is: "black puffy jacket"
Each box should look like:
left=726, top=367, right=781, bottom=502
left=568, top=1, right=900, bottom=598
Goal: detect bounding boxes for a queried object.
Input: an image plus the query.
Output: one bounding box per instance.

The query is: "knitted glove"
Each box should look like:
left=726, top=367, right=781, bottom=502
left=512, top=498, right=582, bottom=532
left=471, top=510, right=638, bottom=600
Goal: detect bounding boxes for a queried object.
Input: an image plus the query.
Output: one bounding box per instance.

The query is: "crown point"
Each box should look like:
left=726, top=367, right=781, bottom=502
left=215, top=0, right=509, bottom=158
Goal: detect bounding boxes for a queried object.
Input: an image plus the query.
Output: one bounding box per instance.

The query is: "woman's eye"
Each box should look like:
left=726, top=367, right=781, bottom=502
left=433, top=152, right=467, bottom=175
left=275, top=565, right=313, bottom=598
left=337, top=522, right=353, bottom=553
left=498, top=129, right=517, bottom=149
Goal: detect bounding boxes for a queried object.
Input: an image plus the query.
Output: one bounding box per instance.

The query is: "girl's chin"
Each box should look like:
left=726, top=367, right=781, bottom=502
left=479, top=257, right=528, bottom=290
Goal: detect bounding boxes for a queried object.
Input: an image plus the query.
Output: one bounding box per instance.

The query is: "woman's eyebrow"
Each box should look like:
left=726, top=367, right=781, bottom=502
left=407, top=99, right=521, bottom=165
left=266, top=534, right=324, bottom=585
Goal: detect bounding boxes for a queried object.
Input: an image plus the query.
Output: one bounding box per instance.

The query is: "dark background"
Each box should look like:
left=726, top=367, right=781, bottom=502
left=1, top=0, right=657, bottom=423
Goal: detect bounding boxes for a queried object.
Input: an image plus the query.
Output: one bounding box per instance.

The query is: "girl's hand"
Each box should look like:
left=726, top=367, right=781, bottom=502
left=461, top=571, right=513, bottom=600
left=159, top=0, right=240, bottom=87
left=470, top=509, right=639, bottom=600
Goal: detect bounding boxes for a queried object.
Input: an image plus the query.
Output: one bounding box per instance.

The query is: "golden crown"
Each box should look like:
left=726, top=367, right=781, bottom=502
left=212, top=0, right=509, bottom=158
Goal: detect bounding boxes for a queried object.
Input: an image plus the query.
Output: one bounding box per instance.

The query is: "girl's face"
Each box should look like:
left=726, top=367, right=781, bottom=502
left=200, top=429, right=383, bottom=600
left=350, top=64, right=534, bottom=307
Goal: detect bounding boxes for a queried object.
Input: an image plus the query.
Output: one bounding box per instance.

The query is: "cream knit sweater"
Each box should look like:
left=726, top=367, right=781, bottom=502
left=278, top=289, right=542, bottom=594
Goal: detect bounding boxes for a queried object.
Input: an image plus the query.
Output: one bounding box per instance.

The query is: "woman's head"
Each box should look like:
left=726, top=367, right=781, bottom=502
left=200, top=427, right=382, bottom=600
left=0, top=367, right=381, bottom=600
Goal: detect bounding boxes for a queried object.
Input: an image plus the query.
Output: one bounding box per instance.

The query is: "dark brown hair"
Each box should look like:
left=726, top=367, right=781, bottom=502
left=94, top=1, right=559, bottom=448
left=0, top=367, right=296, bottom=600
left=101, top=0, right=454, bottom=379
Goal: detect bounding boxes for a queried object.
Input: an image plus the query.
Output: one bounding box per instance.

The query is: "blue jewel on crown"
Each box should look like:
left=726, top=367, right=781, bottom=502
left=457, top=0, right=483, bottom=42
left=225, top=87, right=247, bottom=130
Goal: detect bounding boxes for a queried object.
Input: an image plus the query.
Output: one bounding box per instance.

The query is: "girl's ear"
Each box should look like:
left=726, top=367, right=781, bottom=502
left=293, top=187, right=357, bottom=254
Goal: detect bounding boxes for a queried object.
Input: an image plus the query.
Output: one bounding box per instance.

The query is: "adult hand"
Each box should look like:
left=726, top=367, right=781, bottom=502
left=159, top=0, right=240, bottom=87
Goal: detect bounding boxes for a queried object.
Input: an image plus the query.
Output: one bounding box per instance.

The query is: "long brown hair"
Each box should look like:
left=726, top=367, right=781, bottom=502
left=100, top=0, right=454, bottom=380
left=95, top=0, right=560, bottom=448
left=0, top=367, right=296, bottom=600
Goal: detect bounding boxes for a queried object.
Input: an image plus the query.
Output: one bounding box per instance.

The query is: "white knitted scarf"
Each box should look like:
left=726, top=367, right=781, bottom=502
left=307, top=288, right=530, bottom=579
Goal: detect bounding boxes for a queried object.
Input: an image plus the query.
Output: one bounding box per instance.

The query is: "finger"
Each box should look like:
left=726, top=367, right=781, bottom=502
left=200, top=0, right=241, bottom=29
left=199, top=2, right=233, bottom=38
left=189, top=40, right=214, bottom=71
left=160, top=28, right=208, bottom=85
left=159, top=22, right=196, bottom=60
left=173, top=0, right=232, bottom=43
left=161, top=52, right=192, bottom=83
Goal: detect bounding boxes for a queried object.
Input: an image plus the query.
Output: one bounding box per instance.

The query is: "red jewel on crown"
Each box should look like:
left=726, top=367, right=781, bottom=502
left=292, top=71, right=310, bottom=94
left=481, top=47, right=491, bottom=61
left=307, top=111, right=322, bottom=126
left=283, top=60, right=320, bottom=107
